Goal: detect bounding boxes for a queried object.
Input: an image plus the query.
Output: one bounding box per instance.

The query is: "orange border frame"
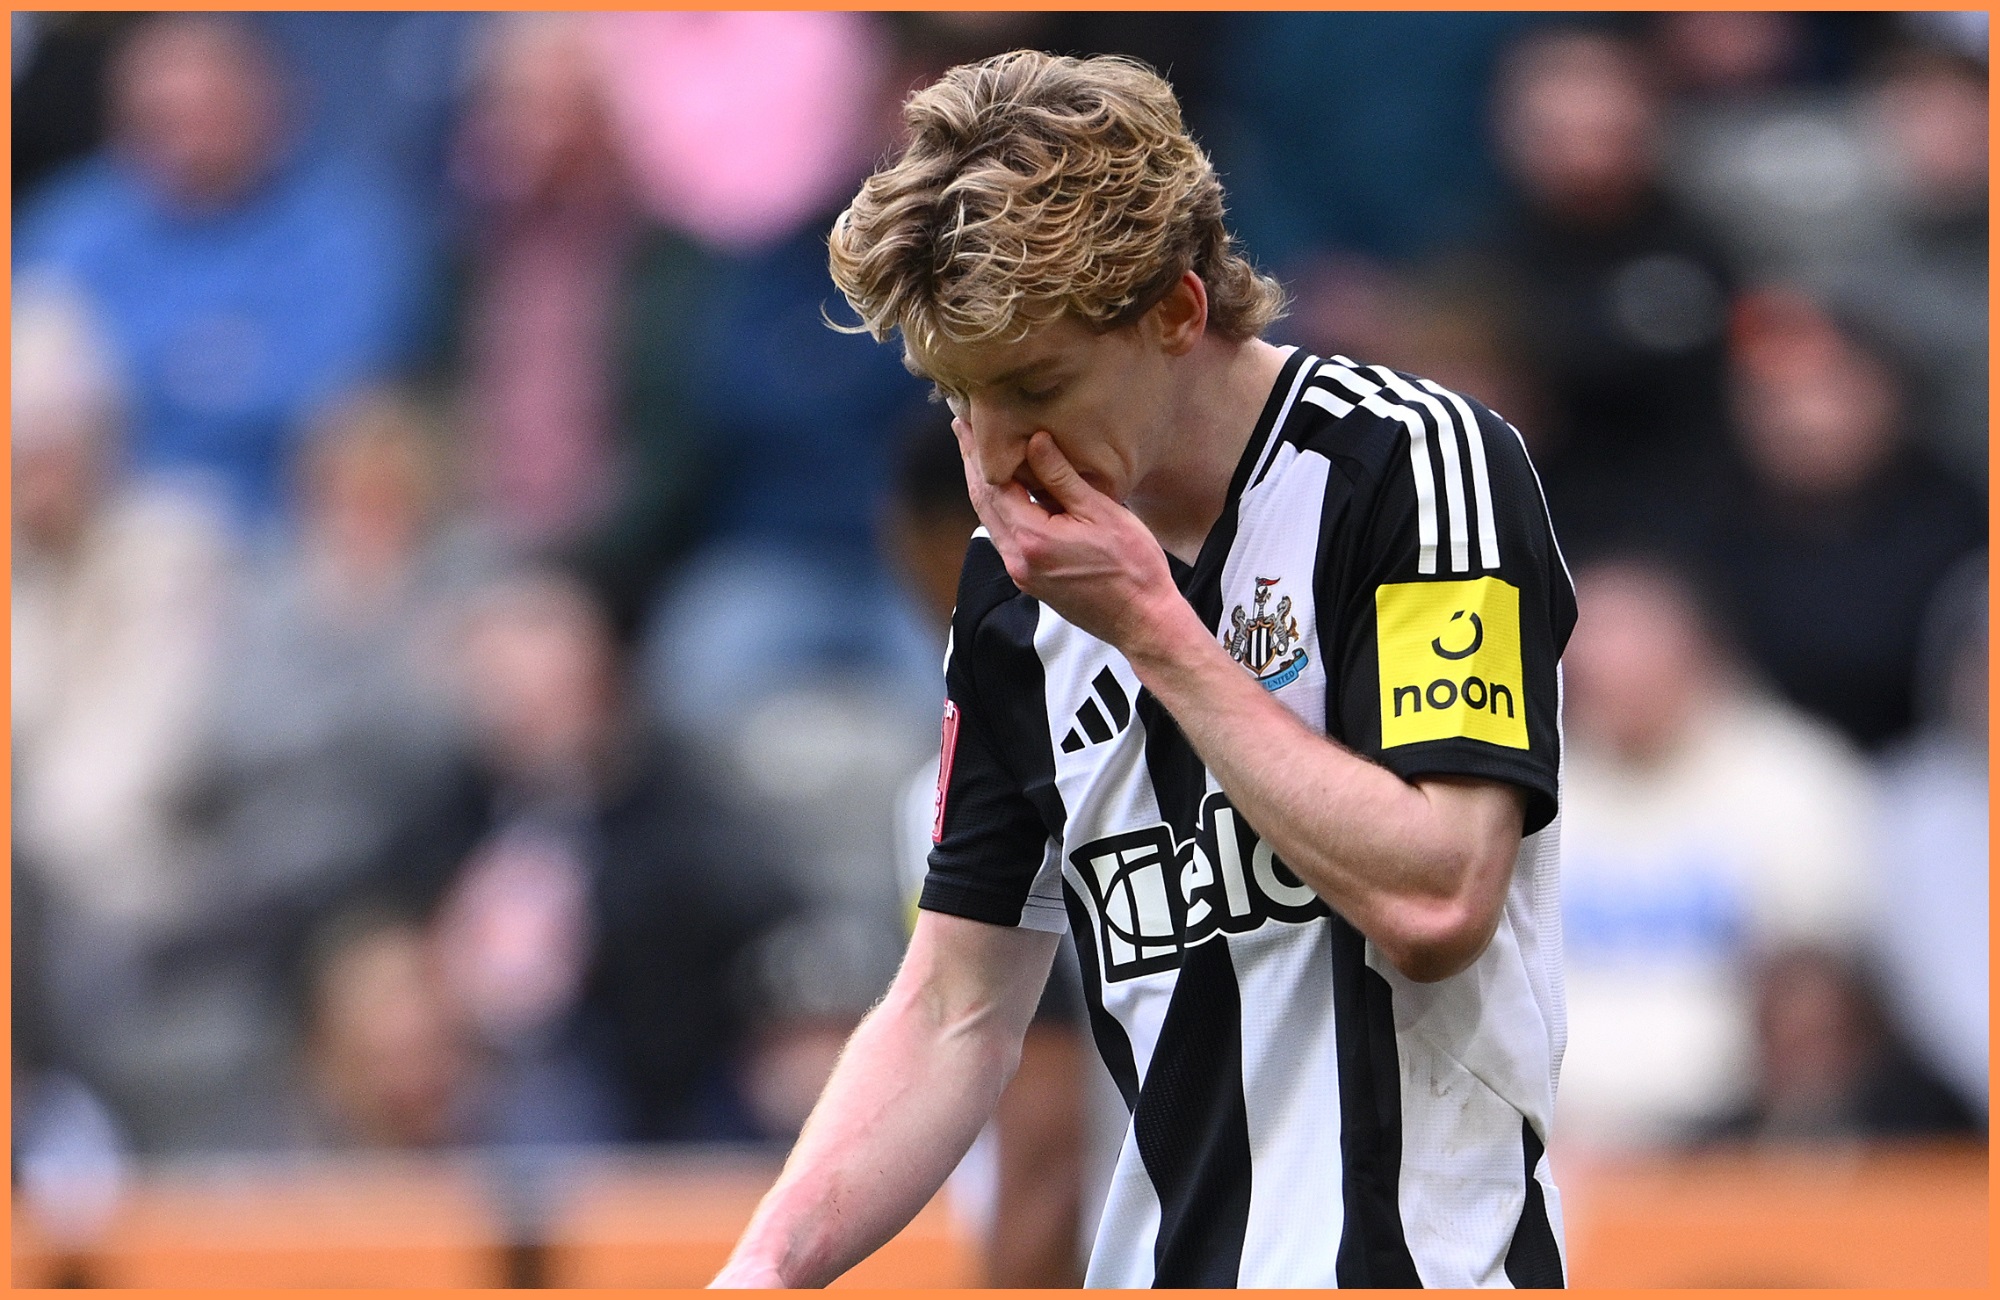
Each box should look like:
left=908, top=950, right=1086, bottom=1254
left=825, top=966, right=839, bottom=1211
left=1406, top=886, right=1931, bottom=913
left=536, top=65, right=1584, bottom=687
left=3, top=4, right=1992, bottom=1298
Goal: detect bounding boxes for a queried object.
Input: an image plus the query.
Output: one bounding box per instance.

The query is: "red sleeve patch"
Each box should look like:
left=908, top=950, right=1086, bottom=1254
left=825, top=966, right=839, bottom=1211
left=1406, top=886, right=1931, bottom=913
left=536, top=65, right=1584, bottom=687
left=931, top=699, right=961, bottom=844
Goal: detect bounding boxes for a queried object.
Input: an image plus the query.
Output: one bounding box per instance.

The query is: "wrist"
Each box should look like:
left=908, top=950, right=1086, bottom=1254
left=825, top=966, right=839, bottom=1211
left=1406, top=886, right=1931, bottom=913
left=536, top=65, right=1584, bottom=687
left=711, top=1254, right=790, bottom=1289
left=1119, top=584, right=1210, bottom=673
left=717, top=1207, right=814, bottom=1288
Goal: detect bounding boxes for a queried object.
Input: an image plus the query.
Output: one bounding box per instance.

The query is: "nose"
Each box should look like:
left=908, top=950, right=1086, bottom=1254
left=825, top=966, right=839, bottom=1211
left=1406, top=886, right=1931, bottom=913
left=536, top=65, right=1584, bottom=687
left=958, top=398, right=1034, bottom=487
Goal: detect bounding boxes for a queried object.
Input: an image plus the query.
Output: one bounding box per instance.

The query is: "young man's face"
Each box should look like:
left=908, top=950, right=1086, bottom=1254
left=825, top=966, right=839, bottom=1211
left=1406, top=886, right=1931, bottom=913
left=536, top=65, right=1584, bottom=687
left=920, top=310, right=1179, bottom=507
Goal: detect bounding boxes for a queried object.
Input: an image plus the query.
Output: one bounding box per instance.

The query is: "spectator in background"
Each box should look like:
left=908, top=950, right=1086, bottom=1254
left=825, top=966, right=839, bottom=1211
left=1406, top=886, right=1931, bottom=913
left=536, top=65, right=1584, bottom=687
left=605, top=12, right=941, bottom=735
left=1479, top=25, right=1738, bottom=558
left=1556, top=555, right=1875, bottom=1149
left=249, top=11, right=485, bottom=268
left=1649, top=10, right=1811, bottom=102
left=1702, top=945, right=1979, bottom=1143
left=10, top=282, right=262, bottom=1154
left=1212, top=12, right=1551, bottom=269
left=1830, top=41, right=1987, bottom=487
left=1868, top=553, right=1988, bottom=1121
left=180, top=389, right=492, bottom=979
left=39, top=387, right=503, bottom=1158
left=300, top=910, right=475, bottom=1150
left=436, top=13, right=727, bottom=640
left=1701, top=286, right=1984, bottom=749
left=1657, top=18, right=1985, bottom=487
left=638, top=218, right=939, bottom=730
left=587, top=11, right=891, bottom=257
left=11, top=282, right=234, bottom=940
left=317, top=569, right=804, bottom=1146
left=450, top=14, right=632, bottom=551
left=1211, top=14, right=1554, bottom=416
left=561, top=206, right=723, bottom=643
left=1651, top=11, right=1884, bottom=285
left=13, top=15, right=428, bottom=530
left=565, top=19, right=942, bottom=1051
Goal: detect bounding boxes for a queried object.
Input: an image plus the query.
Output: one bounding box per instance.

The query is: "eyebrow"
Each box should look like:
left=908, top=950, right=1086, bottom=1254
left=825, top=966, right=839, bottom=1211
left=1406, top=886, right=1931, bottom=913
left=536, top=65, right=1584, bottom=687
left=938, top=359, right=1063, bottom=394
left=990, top=358, right=1063, bottom=386
left=907, top=348, right=1063, bottom=394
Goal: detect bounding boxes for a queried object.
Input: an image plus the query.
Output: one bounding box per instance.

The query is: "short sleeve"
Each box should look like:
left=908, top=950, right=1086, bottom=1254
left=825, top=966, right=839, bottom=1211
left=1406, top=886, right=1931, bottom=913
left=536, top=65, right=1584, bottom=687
left=918, top=534, right=1068, bottom=932
left=1326, top=386, right=1576, bottom=834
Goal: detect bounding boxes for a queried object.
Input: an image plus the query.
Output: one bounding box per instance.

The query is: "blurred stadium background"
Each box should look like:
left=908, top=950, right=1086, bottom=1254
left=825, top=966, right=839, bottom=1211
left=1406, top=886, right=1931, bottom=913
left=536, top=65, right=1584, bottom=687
left=9, top=9, right=1987, bottom=1287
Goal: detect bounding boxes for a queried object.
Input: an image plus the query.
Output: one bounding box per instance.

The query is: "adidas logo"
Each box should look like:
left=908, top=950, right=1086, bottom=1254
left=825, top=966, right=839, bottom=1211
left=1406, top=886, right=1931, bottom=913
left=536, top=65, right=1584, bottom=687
left=1061, top=667, right=1132, bottom=754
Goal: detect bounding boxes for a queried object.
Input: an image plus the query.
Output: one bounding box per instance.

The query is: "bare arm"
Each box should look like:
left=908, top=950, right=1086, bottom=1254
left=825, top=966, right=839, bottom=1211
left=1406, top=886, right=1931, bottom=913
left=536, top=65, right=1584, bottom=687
left=971, top=431, right=1524, bottom=983
left=712, top=910, right=1060, bottom=1288
left=1120, top=613, right=1524, bottom=982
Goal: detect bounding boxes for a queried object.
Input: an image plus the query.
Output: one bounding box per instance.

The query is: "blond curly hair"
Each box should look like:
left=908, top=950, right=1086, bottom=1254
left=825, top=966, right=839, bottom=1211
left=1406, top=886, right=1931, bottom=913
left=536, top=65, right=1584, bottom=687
left=827, top=50, right=1285, bottom=364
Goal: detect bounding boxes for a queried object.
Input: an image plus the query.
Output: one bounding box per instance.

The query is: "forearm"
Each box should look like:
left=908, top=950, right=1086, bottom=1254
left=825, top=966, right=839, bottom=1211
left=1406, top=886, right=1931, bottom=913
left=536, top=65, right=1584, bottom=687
left=716, top=916, right=1056, bottom=1287
left=719, top=991, right=1012, bottom=1286
left=1122, top=594, right=1514, bottom=980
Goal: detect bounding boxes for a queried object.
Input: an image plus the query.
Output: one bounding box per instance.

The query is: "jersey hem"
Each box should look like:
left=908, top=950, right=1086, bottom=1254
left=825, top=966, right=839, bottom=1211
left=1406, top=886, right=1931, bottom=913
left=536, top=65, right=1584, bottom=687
left=1374, top=742, right=1560, bottom=835
left=918, top=873, right=1030, bottom=928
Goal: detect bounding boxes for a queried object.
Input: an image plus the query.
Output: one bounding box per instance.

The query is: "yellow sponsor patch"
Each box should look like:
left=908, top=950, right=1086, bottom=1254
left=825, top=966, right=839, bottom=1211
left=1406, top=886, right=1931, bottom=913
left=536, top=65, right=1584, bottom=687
left=1375, top=577, right=1529, bottom=750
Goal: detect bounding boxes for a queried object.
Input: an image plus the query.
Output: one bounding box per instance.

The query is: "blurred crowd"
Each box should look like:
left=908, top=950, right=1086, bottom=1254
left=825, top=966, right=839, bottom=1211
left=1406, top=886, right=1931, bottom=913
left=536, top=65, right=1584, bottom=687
left=9, top=9, right=1986, bottom=1263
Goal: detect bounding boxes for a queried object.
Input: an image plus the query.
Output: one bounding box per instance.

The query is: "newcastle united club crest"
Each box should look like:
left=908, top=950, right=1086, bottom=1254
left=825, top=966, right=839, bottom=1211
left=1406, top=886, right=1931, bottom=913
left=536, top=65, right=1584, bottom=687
left=1227, top=576, right=1310, bottom=691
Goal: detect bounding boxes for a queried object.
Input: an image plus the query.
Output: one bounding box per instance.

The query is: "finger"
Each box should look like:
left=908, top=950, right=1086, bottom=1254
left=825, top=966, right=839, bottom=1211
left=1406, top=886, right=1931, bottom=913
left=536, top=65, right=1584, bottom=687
left=1024, top=432, right=1102, bottom=515
left=1012, top=464, right=1056, bottom=512
left=982, top=474, right=1053, bottom=534
left=952, top=432, right=1039, bottom=533
left=964, top=476, right=1051, bottom=589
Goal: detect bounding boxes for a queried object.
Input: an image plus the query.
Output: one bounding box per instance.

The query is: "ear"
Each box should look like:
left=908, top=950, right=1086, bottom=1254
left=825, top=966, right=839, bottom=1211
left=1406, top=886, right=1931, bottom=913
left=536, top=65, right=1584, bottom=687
left=1152, top=270, right=1208, bottom=357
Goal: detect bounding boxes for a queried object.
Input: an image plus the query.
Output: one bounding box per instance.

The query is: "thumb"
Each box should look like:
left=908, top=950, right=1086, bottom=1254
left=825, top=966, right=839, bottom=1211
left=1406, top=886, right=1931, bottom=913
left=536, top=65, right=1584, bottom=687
left=1025, top=432, right=1100, bottom=514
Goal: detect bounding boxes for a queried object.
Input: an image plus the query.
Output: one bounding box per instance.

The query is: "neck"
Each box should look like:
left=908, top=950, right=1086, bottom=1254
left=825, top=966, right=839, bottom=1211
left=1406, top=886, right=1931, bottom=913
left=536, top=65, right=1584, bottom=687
left=1128, top=335, right=1289, bottom=562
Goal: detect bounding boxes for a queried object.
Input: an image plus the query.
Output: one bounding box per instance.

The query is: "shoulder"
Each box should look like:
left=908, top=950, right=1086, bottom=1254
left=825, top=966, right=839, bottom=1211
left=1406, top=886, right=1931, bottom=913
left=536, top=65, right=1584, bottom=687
left=1280, top=356, right=1566, bottom=589
left=14, top=157, right=144, bottom=268
left=944, top=530, right=1059, bottom=763
left=1288, top=356, right=1540, bottom=483
left=1270, top=356, right=1549, bottom=525
left=949, top=529, right=1042, bottom=662
left=1269, top=354, right=1412, bottom=478
left=98, top=484, right=239, bottom=591
left=189, top=156, right=416, bottom=293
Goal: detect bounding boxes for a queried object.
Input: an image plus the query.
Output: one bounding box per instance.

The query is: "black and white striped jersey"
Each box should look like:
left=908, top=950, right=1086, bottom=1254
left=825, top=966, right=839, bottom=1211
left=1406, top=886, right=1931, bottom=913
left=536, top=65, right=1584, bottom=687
left=920, top=346, right=1577, bottom=1288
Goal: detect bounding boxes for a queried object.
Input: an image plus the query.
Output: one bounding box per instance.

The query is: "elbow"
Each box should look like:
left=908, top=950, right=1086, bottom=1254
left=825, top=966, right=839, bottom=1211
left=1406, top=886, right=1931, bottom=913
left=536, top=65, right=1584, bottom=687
left=1363, top=779, right=1525, bottom=982
left=1374, top=891, right=1503, bottom=984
